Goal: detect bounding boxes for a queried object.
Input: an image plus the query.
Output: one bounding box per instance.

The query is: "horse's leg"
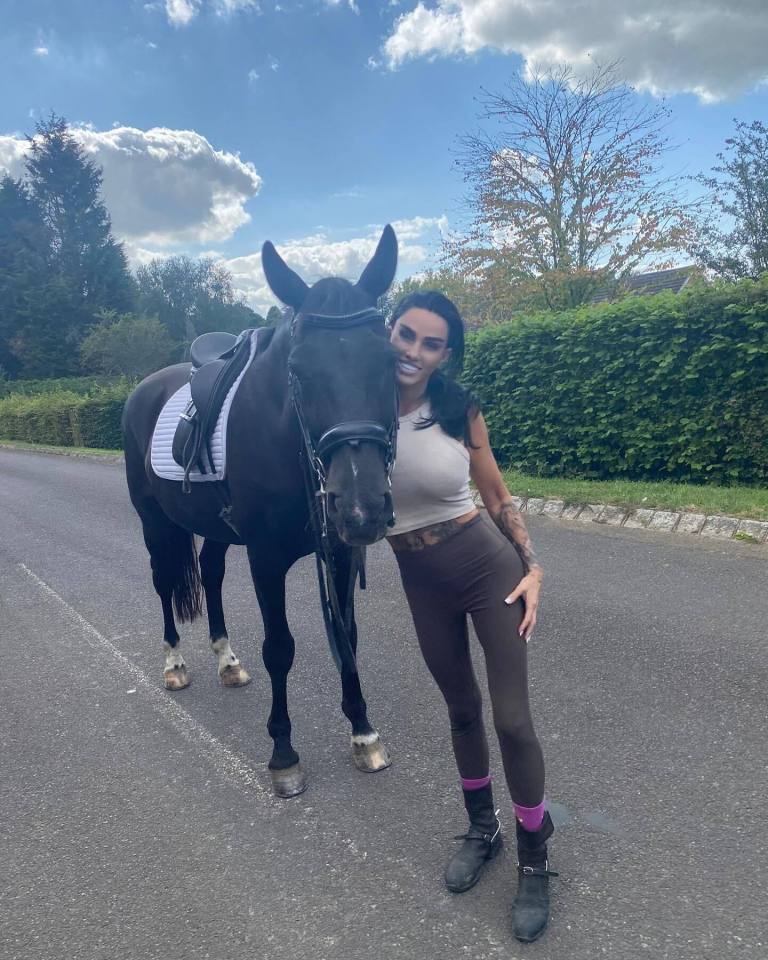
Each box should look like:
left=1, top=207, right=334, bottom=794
left=140, top=504, right=203, bottom=691
left=247, top=546, right=306, bottom=798
left=333, top=547, right=392, bottom=773
left=199, top=539, right=251, bottom=688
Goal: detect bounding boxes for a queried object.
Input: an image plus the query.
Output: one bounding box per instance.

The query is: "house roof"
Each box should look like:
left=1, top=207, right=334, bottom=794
left=591, top=266, right=699, bottom=303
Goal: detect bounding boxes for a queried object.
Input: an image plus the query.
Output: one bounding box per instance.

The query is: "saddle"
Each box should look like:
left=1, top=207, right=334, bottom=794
left=172, top=328, right=255, bottom=484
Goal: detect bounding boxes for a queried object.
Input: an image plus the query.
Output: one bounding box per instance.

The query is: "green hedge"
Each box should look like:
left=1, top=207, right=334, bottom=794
left=463, top=277, right=768, bottom=484
left=0, top=375, right=125, bottom=399
left=0, top=384, right=131, bottom=449
left=2, top=277, right=768, bottom=484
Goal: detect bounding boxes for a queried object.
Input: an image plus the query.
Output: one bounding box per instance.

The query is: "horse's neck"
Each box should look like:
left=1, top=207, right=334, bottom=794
left=237, top=323, right=292, bottom=416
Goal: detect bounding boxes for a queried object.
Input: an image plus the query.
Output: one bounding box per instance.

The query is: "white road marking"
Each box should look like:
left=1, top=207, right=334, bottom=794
left=19, top=562, right=273, bottom=804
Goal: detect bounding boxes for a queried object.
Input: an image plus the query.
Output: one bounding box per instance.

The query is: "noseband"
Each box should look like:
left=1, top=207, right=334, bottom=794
left=288, top=306, right=398, bottom=536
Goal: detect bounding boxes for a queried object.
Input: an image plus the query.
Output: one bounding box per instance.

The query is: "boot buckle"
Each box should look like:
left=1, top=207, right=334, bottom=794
left=519, top=863, right=559, bottom=878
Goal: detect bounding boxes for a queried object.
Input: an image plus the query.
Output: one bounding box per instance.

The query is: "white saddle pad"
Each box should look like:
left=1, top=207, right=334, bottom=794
left=150, top=329, right=259, bottom=483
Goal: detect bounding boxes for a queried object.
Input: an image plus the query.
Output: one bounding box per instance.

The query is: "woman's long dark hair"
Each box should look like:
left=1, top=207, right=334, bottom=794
left=390, top=291, right=479, bottom=445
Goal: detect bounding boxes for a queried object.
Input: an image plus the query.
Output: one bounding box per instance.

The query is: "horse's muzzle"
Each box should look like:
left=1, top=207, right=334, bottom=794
left=328, top=493, right=394, bottom=546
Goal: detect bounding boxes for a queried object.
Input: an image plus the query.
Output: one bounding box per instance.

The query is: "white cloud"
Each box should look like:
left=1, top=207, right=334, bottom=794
left=165, top=0, right=199, bottom=25
left=0, top=137, right=30, bottom=179
left=33, top=46, right=49, bottom=57
left=0, top=126, right=262, bottom=248
left=324, top=0, right=360, bottom=12
left=164, top=0, right=258, bottom=25
left=122, top=243, right=173, bottom=268
left=383, top=0, right=768, bottom=102
left=216, top=0, right=260, bottom=12
left=248, top=68, right=260, bottom=83
left=222, top=216, right=448, bottom=313
left=391, top=214, right=448, bottom=243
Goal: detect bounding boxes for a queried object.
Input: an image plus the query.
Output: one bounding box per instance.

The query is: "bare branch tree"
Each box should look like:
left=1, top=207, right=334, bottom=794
left=448, top=62, right=694, bottom=313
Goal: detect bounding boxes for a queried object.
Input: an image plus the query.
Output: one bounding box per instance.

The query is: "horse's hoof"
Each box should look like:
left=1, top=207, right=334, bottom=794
left=351, top=735, right=392, bottom=773
left=163, top=666, right=191, bottom=690
left=219, top=663, right=251, bottom=687
left=270, top=763, right=307, bottom=798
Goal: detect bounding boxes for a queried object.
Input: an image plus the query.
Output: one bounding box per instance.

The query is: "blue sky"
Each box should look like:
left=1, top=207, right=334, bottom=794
left=1, top=0, right=767, bottom=310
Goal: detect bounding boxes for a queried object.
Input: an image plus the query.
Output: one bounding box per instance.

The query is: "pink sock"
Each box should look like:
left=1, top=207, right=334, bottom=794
left=461, top=774, right=491, bottom=790
left=514, top=799, right=546, bottom=832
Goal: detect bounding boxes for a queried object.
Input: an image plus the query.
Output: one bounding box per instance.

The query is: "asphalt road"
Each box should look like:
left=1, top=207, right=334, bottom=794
left=1, top=448, right=766, bottom=960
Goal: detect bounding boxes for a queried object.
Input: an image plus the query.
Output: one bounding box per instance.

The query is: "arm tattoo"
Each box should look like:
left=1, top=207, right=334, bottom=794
left=494, top=501, right=540, bottom=574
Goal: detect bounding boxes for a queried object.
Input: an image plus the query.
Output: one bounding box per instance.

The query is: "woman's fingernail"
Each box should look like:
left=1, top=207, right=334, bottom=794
left=505, top=598, right=512, bottom=605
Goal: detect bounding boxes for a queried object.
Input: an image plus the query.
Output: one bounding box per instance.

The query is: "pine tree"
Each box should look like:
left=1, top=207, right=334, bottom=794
left=23, top=115, right=135, bottom=363
left=0, top=176, right=55, bottom=376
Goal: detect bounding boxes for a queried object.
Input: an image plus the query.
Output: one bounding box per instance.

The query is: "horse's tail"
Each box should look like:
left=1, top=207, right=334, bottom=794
left=170, top=529, right=203, bottom=623
left=150, top=524, right=204, bottom=624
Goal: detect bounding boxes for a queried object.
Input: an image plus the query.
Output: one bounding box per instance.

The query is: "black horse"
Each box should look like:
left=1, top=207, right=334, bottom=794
left=122, top=226, right=399, bottom=797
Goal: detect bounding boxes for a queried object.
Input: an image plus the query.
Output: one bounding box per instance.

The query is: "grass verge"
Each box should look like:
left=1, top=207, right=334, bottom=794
left=0, top=439, right=123, bottom=459
left=501, top=469, right=768, bottom=521
left=2, top=440, right=766, bottom=521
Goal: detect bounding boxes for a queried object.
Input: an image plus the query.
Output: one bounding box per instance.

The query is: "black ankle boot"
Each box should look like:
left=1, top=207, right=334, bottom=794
left=444, top=785, right=503, bottom=893
left=513, top=810, right=558, bottom=942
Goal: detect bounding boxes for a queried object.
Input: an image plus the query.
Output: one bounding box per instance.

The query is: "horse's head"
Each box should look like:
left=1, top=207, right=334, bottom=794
left=262, top=226, right=399, bottom=546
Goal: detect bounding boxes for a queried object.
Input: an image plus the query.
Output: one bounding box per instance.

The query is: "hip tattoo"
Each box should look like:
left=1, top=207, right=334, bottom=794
left=388, top=515, right=477, bottom=552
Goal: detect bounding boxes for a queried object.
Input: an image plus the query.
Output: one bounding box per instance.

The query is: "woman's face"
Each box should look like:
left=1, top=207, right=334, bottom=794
left=390, top=307, right=452, bottom=391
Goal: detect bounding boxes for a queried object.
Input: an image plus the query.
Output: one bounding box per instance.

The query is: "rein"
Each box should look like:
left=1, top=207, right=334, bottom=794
left=288, top=307, right=398, bottom=676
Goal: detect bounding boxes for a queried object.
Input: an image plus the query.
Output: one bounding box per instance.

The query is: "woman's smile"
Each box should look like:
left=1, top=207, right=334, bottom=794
left=397, top=358, right=422, bottom=377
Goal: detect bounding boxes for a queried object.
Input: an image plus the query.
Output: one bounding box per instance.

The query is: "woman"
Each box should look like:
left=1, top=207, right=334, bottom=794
left=387, top=291, right=556, bottom=943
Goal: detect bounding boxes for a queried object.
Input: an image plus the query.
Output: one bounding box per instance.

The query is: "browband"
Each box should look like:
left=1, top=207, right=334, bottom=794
left=298, top=308, right=384, bottom=329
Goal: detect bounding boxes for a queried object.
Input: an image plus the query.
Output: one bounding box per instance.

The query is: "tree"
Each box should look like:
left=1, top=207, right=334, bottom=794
left=80, top=311, right=175, bottom=379
left=25, top=115, right=135, bottom=324
left=382, top=267, right=501, bottom=329
left=264, top=305, right=286, bottom=328
left=449, top=62, right=693, bottom=313
left=136, top=255, right=262, bottom=354
left=0, top=175, right=59, bottom=377
left=691, top=119, right=768, bottom=281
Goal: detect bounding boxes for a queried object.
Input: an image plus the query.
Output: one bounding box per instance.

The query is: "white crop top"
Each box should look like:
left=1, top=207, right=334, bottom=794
left=388, top=402, right=476, bottom=536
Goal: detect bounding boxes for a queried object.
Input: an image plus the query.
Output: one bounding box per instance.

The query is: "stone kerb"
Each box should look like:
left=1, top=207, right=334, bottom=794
left=470, top=491, right=768, bottom=545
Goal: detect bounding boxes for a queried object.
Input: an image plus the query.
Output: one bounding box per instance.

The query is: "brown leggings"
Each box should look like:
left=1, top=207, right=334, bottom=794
left=394, top=515, right=545, bottom=807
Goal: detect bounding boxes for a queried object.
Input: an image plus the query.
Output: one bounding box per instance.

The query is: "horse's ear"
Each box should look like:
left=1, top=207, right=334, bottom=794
left=261, top=241, right=310, bottom=309
left=356, top=224, right=398, bottom=301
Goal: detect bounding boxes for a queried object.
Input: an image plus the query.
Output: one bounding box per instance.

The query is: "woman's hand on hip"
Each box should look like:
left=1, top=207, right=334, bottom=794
left=505, top=568, right=542, bottom=641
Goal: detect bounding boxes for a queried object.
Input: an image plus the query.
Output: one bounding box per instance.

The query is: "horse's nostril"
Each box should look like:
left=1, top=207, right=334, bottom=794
left=349, top=505, right=366, bottom=527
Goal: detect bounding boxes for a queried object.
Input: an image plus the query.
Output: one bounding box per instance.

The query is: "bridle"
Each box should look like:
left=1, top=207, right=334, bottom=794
left=287, top=305, right=399, bottom=677
left=288, top=306, right=398, bottom=538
